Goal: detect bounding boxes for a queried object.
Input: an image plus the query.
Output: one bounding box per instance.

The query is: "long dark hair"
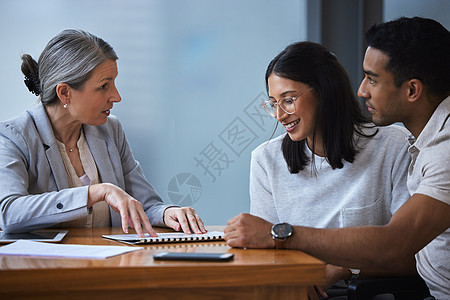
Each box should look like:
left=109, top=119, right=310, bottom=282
left=266, top=41, right=376, bottom=173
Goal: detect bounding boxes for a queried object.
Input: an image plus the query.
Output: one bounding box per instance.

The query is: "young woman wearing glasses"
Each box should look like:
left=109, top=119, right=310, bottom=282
left=250, top=42, right=415, bottom=298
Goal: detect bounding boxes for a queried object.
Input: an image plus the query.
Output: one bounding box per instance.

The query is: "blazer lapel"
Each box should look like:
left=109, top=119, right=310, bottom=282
left=83, top=125, right=118, bottom=186
left=29, top=103, right=70, bottom=190
left=84, top=125, right=121, bottom=226
left=45, top=144, right=70, bottom=190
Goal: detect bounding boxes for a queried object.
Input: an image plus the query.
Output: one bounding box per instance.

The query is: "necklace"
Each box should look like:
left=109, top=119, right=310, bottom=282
left=66, top=144, right=76, bottom=152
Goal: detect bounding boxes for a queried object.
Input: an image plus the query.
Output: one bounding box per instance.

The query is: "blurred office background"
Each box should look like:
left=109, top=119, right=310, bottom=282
left=0, top=0, right=448, bottom=225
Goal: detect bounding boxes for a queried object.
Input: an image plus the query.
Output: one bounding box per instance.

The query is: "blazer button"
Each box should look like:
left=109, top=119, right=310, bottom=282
left=56, top=203, right=63, bottom=209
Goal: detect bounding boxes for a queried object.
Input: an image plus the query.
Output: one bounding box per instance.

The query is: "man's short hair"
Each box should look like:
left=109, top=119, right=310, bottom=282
left=366, top=17, right=450, bottom=99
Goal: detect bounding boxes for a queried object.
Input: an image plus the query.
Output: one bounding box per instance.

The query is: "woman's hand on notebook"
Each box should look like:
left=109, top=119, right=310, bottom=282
left=163, top=207, right=207, bottom=235
left=88, top=183, right=157, bottom=238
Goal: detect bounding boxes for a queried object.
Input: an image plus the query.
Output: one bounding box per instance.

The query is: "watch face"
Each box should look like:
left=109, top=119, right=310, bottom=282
left=350, top=268, right=360, bottom=275
left=272, top=222, right=293, bottom=239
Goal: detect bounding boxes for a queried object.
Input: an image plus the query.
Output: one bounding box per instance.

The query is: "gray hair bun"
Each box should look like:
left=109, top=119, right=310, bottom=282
left=21, top=54, right=41, bottom=96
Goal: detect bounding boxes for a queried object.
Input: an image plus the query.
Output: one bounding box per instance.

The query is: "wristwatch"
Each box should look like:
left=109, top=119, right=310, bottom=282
left=347, top=268, right=360, bottom=283
left=271, top=222, right=293, bottom=249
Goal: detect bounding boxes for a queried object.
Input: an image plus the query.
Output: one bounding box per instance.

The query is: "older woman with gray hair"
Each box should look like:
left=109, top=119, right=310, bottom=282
left=0, top=29, right=206, bottom=237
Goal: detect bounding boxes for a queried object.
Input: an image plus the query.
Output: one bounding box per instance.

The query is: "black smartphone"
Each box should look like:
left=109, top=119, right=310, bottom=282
left=153, top=252, right=234, bottom=262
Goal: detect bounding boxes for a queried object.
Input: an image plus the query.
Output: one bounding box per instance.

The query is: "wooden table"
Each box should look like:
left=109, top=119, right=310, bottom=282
left=0, top=226, right=325, bottom=299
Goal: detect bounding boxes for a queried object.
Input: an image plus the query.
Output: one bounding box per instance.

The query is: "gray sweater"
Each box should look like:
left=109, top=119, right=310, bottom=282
left=250, top=124, right=411, bottom=228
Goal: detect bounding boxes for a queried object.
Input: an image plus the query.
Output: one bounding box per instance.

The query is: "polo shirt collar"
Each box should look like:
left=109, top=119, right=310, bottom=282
left=407, top=96, right=450, bottom=150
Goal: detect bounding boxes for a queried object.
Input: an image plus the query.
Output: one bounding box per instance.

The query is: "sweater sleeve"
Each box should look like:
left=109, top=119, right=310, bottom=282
left=249, top=148, right=280, bottom=224
left=389, top=141, right=412, bottom=215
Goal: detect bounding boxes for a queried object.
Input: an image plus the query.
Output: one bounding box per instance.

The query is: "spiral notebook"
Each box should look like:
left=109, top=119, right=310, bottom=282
left=102, top=231, right=224, bottom=245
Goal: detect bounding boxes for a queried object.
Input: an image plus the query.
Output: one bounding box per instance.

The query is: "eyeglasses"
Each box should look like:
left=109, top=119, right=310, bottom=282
left=260, top=87, right=314, bottom=117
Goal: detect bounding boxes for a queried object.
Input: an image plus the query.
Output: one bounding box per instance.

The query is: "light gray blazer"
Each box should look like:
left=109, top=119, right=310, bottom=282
left=0, top=103, right=169, bottom=233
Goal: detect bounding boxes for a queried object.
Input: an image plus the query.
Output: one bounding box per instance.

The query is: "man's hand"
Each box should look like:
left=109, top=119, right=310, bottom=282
left=307, top=264, right=349, bottom=299
left=224, top=213, right=275, bottom=248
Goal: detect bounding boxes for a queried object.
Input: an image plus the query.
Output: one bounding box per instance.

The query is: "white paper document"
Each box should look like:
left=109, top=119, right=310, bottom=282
left=0, top=240, right=142, bottom=259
